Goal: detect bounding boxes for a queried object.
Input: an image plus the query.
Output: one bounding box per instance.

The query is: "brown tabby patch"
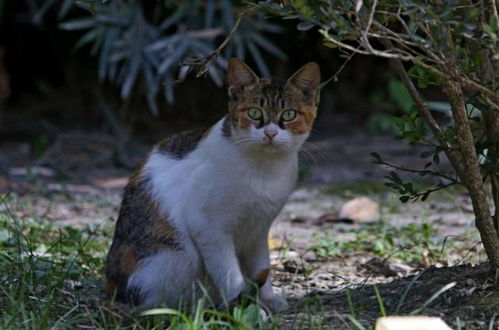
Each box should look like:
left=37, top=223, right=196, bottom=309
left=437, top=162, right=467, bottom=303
left=157, top=127, right=211, bottom=159
left=286, top=104, right=317, bottom=135
left=234, top=105, right=252, bottom=130
left=105, top=169, right=180, bottom=303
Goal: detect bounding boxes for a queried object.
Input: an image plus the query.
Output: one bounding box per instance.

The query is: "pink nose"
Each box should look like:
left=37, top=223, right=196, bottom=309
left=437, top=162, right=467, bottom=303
left=264, top=128, right=278, bottom=140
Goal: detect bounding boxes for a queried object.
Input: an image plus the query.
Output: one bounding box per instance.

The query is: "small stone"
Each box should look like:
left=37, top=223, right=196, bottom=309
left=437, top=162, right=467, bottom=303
left=283, top=259, right=307, bottom=274
left=290, top=217, right=306, bottom=223
left=339, top=197, right=380, bottom=222
left=387, top=261, right=414, bottom=277
left=92, top=177, right=128, bottom=189
left=286, top=251, right=299, bottom=258
left=362, top=257, right=397, bottom=277
left=375, top=316, right=452, bottom=330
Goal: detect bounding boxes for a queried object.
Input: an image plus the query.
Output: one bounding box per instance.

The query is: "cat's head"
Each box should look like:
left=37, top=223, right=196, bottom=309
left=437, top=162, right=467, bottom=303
left=224, top=59, right=320, bottom=154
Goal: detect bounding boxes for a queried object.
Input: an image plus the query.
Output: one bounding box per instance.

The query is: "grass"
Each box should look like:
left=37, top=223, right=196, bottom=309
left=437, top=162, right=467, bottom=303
left=0, top=182, right=489, bottom=329
left=322, top=181, right=389, bottom=198
left=311, top=181, right=485, bottom=265
left=0, top=194, right=272, bottom=329
left=310, top=221, right=449, bottom=264
left=345, top=279, right=458, bottom=330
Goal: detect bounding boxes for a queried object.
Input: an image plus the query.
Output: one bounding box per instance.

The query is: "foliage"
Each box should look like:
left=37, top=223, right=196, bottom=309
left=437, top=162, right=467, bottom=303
left=367, top=78, right=415, bottom=133
left=255, top=0, right=499, bottom=266
left=22, top=0, right=285, bottom=115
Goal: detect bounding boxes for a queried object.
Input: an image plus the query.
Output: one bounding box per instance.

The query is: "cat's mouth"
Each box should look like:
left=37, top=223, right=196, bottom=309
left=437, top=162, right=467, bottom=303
left=260, top=140, right=288, bottom=152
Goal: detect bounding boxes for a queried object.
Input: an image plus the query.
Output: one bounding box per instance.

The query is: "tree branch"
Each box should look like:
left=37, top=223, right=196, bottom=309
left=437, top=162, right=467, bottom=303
left=381, top=40, right=466, bottom=180
left=320, top=28, right=499, bottom=106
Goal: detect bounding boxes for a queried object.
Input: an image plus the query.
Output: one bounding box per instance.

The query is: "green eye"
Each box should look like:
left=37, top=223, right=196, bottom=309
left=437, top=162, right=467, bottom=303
left=248, top=107, right=263, bottom=120
left=281, top=109, right=297, bottom=122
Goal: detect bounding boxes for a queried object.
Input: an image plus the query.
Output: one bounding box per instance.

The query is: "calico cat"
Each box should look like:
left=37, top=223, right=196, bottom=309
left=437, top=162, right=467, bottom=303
left=105, top=58, right=320, bottom=313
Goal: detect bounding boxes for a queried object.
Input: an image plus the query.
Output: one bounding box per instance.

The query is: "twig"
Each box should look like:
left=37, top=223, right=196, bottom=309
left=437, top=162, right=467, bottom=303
left=317, top=51, right=356, bottom=90
left=186, top=27, right=224, bottom=39
left=382, top=39, right=466, bottom=180
left=319, top=28, right=413, bottom=60
left=320, top=27, right=499, bottom=106
left=360, top=0, right=378, bottom=53
left=377, top=159, right=460, bottom=184
left=184, top=8, right=256, bottom=76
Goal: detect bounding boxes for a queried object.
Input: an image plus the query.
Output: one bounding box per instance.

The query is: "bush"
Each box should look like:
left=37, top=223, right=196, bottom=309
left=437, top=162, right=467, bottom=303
left=255, top=0, right=499, bottom=267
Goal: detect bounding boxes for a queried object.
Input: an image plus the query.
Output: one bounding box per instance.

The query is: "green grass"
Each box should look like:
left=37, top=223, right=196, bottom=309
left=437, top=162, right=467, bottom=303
left=0, top=184, right=487, bottom=329
left=310, top=221, right=470, bottom=265
left=311, top=221, right=434, bottom=262
left=0, top=194, right=273, bottom=329
left=322, top=181, right=389, bottom=198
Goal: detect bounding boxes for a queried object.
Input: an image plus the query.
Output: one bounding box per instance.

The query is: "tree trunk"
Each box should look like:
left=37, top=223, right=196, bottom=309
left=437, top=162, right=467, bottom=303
left=482, top=108, right=499, bottom=237
left=443, top=80, right=499, bottom=268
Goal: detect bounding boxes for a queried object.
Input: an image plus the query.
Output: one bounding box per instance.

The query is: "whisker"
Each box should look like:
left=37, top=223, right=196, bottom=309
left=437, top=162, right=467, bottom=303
left=299, top=148, right=319, bottom=167
left=300, top=141, right=327, bottom=160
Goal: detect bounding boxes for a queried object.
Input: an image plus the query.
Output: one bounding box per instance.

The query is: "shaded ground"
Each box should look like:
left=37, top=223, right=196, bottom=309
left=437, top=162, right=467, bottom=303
left=0, top=128, right=496, bottom=329
left=283, top=263, right=498, bottom=329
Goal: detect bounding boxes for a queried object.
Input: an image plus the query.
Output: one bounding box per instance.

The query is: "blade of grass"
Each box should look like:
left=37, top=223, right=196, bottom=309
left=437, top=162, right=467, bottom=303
left=410, top=282, right=456, bottom=315
left=374, top=284, right=387, bottom=317
left=488, top=313, right=497, bottom=330
left=346, top=288, right=356, bottom=319
left=346, top=315, right=367, bottom=330
left=395, top=269, right=426, bottom=314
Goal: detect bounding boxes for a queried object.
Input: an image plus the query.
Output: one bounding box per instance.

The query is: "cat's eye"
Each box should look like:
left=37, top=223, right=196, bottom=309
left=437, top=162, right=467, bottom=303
left=281, top=109, right=297, bottom=122
left=248, top=107, right=263, bottom=120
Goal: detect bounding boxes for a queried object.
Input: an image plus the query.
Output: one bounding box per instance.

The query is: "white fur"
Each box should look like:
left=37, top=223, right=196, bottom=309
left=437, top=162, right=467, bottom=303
left=127, top=117, right=306, bottom=311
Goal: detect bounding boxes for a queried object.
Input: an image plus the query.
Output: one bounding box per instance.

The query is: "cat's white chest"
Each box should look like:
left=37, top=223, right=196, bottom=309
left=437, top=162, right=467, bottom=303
left=146, top=120, right=298, bottom=238
left=196, top=147, right=296, bottom=230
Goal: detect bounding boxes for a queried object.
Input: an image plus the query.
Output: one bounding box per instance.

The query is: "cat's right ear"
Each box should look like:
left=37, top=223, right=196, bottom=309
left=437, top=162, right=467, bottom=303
left=227, top=58, right=258, bottom=98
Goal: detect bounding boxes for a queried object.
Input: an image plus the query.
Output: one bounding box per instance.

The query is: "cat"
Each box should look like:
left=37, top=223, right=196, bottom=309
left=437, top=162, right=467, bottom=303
left=105, top=58, right=321, bottom=313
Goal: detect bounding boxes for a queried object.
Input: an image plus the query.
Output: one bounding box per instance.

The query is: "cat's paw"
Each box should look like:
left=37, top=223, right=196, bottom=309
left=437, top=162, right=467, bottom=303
left=260, top=294, right=288, bottom=314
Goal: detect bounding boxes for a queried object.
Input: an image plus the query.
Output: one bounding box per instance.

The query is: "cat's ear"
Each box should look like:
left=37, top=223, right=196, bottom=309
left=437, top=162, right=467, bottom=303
left=287, top=62, right=321, bottom=102
left=227, top=58, right=258, bottom=98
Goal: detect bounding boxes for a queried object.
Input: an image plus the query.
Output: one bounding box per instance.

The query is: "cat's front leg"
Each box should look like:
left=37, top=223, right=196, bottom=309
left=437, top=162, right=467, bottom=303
left=190, top=225, right=246, bottom=305
left=242, top=236, right=288, bottom=313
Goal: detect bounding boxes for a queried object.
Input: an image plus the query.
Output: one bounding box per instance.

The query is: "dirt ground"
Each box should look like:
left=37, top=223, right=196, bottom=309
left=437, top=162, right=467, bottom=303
left=1, top=128, right=497, bottom=329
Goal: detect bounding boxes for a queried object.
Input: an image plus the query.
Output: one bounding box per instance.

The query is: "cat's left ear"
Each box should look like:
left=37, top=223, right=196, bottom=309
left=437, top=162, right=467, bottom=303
left=287, top=62, right=321, bottom=103
left=227, top=58, right=259, bottom=99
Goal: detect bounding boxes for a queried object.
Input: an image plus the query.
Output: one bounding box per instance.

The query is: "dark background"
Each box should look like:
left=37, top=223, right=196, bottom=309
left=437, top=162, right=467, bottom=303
left=0, top=1, right=430, bottom=184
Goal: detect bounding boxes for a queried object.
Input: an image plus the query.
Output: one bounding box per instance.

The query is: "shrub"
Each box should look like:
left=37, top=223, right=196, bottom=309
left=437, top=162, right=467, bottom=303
left=255, top=0, right=499, bottom=267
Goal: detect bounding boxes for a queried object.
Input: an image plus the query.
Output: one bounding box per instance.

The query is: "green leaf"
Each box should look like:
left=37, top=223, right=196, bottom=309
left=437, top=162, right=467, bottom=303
left=297, top=21, right=315, bottom=31
left=388, top=79, right=414, bottom=113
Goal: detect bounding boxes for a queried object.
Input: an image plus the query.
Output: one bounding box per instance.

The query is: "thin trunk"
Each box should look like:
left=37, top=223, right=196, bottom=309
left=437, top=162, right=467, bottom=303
left=387, top=56, right=466, bottom=181
left=483, top=108, right=499, bottom=238
left=443, top=80, right=499, bottom=268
